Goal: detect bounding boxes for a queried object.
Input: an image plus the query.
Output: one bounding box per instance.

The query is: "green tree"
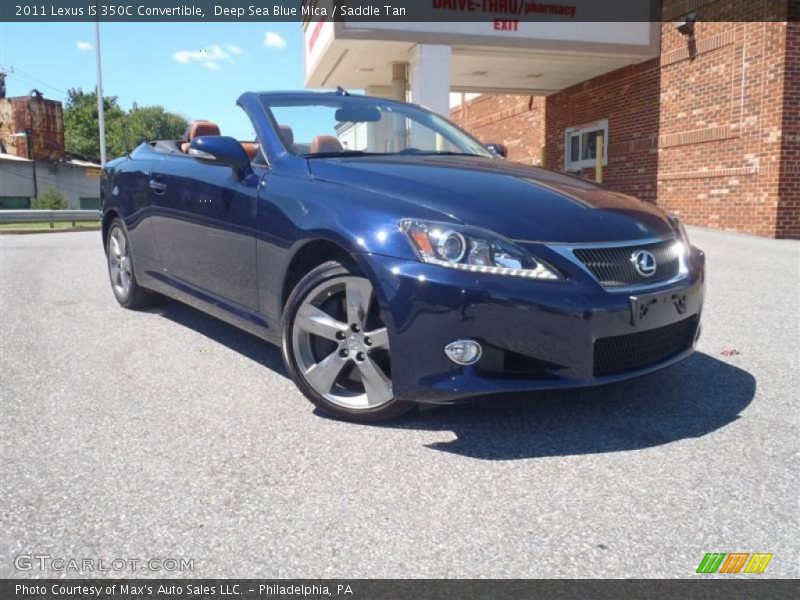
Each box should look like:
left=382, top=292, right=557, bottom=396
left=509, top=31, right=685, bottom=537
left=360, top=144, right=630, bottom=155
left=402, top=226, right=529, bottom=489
left=63, top=89, right=125, bottom=160
left=63, top=88, right=188, bottom=161
left=31, top=187, right=68, bottom=210
left=110, top=104, right=189, bottom=156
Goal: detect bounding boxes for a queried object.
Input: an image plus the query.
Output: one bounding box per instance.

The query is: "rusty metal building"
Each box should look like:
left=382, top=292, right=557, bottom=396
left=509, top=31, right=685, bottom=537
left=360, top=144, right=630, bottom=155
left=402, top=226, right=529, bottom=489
left=0, top=90, right=64, bottom=161
left=0, top=90, right=101, bottom=210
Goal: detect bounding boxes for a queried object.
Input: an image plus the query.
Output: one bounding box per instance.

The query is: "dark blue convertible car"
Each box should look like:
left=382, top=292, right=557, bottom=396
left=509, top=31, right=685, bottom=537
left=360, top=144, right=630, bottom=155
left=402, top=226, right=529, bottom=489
left=101, top=90, right=705, bottom=422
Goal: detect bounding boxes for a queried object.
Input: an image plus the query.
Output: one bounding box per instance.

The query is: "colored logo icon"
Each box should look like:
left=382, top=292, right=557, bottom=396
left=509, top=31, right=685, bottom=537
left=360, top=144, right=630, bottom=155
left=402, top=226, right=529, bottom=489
left=696, top=552, right=773, bottom=574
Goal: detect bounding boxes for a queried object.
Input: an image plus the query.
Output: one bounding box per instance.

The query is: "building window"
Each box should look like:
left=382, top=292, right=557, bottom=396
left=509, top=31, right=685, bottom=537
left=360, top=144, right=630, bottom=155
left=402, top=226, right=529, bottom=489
left=565, top=119, right=608, bottom=171
left=0, top=196, right=31, bottom=210
left=79, top=197, right=100, bottom=210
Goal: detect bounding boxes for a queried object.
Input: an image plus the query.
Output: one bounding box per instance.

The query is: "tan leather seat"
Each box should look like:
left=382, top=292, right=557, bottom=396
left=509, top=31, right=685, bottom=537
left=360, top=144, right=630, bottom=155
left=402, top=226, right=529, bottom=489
left=241, top=143, right=259, bottom=161
left=181, top=120, right=221, bottom=153
left=310, top=135, right=343, bottom=154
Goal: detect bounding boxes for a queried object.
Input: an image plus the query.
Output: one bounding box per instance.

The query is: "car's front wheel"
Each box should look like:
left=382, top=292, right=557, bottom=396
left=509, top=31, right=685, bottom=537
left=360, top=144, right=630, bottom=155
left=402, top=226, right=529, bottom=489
left=282, top=260, right=414, bottom=422
left=106, top=219, right=156, bottom=309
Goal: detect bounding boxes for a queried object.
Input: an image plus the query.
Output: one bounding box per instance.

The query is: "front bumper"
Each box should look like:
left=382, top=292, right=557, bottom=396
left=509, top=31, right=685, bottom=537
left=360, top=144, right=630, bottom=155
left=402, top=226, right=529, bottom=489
left=357, top=246, right=705, bottom=404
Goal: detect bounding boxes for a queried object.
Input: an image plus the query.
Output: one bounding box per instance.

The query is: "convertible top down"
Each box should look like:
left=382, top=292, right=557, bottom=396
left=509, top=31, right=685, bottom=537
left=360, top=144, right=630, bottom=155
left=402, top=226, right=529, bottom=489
left=101, top=90, right=704, bottom=422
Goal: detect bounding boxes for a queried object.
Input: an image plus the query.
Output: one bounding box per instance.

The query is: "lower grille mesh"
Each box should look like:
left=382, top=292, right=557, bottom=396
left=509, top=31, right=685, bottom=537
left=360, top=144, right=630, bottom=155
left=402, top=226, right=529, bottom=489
left=593, top=317, right=697, bottom=377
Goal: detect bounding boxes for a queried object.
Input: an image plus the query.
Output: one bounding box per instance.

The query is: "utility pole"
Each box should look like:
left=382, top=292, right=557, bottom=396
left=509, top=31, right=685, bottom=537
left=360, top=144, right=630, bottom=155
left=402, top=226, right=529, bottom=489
left=94, top=17, right=107, bottom=165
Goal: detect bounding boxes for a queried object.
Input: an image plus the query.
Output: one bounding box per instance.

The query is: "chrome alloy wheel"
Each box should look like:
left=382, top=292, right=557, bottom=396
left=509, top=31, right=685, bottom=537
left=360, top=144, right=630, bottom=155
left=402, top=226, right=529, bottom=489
left=108, top=226, right=133, bottom=299
left=291, top=275, right=392, bottom=410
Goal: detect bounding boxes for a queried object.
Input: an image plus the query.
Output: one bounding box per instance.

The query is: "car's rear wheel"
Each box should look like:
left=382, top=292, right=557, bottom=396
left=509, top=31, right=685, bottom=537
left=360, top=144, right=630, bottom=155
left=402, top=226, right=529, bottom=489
left=282, top=260, right=414, bottom=422
left=106, top=220, right=156, bottom=309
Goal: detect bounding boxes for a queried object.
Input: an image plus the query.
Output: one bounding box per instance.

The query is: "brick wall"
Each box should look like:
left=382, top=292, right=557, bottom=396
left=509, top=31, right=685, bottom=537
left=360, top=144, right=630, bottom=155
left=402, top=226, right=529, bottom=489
left=450, top=7, right=798, bottom=238
left=653, top=21, right=788, bottom=236
left=451, top=94, right=545, bottom=165
left=543, top=57, right=661, bottom=204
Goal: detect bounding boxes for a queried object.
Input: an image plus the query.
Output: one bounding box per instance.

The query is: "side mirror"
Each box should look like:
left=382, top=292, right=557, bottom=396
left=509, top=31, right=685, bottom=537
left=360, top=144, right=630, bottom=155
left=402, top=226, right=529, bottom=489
left=189, top=136, right=251, bottom=175
left=485, top=143, right=508, bottom=159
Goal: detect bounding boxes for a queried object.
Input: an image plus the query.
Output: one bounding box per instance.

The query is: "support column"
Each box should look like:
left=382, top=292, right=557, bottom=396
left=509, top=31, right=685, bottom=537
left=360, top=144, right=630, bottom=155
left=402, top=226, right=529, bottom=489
left=389, top=63, right=408, bottom=151
left=365, top=85, right=396, bottom=153
left=364, top=85, right=393, bottom=99
left=391, top=62, right=407, bottom=102
left=408, top=45, right=451, bottom=151
left=408, top=44, right=451, bottom=117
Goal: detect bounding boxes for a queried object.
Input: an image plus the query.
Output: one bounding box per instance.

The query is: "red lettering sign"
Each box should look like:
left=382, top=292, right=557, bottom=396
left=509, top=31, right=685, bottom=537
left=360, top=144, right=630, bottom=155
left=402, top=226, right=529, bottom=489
left=493, top=19, right=520, bottom=31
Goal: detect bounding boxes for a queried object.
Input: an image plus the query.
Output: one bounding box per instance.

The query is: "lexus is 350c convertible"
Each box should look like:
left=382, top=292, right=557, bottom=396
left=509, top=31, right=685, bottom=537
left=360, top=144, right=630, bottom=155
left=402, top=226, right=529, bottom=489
left=101, top=90, right=704, bottom=422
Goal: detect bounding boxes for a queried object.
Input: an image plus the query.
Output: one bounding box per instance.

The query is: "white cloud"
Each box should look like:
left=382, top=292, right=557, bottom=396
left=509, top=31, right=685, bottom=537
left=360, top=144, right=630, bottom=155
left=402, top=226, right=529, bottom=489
left=263, top=32, right=287, bottom=50
left=76, top=41, right=92, bottom=51
left=172, top=44, right=235, bottom=70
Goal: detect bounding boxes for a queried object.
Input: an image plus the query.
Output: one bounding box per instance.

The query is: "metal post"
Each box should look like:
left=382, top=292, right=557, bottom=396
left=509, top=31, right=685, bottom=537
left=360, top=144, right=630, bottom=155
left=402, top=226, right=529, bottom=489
left=49, top=211, right=54, bottom=229
left=94, top=17, right=107, bottom=166
left=29, top=131, right=38, bottom=199
left=595, top=134, right=604, bottom=184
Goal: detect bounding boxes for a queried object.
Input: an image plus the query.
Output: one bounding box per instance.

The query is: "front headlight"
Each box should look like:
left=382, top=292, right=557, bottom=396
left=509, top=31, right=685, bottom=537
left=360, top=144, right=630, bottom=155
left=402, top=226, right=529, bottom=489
left=669, top=212, right=690, bottom=245
left=400, top=219, right=561, bottom=280
left=668, top=213, right=691, bottom=275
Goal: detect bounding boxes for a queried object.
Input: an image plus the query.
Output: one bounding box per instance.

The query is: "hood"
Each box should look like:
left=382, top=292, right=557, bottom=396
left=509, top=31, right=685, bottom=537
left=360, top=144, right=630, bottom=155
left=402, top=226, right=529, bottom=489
left=308, top=155, right=674, bottom=244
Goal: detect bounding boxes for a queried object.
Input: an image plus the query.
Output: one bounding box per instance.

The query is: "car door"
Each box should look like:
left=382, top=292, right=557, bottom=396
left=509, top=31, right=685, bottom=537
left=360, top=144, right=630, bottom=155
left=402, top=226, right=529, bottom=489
left=149, top=152, right=262, bottom=311
left=104, top=157, right=164, bottom=276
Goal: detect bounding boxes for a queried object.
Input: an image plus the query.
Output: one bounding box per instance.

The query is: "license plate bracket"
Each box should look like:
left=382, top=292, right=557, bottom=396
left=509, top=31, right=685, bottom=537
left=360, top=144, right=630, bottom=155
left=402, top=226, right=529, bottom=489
left=630, top=291, right=689, bottom=326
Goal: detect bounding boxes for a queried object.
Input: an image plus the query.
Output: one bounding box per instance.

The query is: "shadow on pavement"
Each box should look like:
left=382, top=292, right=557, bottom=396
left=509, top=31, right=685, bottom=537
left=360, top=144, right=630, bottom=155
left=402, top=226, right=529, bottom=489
left=155, top=298, right=288, bottom=376
left=385, top=352, right=756, bottom=460
left=155, top=299, right=755, bottom=461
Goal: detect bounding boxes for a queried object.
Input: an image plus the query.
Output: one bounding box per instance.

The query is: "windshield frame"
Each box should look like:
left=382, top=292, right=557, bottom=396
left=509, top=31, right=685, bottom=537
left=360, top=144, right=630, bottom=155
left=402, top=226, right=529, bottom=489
left=257, top=93, right=494, bottom=159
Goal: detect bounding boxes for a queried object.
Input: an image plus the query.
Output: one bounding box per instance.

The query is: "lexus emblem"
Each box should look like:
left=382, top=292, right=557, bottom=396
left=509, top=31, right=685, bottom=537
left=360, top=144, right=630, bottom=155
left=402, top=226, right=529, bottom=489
left=631, top=250, right=657, bottom=277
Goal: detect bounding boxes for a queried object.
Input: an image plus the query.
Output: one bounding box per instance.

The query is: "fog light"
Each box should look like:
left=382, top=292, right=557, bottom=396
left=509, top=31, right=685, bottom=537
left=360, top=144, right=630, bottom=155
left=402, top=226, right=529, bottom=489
left=444, top=339, right=482, bottom=365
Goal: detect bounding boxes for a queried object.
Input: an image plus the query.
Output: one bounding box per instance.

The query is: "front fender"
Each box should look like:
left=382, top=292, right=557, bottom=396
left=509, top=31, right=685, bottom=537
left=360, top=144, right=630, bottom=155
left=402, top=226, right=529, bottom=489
left=259, top=173, right=439, bottom=262
left=256, top=173, right=434, bottom=336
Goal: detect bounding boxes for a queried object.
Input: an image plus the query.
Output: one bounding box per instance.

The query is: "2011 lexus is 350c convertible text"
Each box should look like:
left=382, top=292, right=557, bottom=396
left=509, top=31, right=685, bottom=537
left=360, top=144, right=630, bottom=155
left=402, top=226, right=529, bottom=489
left=101, top=90, right=705, bottom=422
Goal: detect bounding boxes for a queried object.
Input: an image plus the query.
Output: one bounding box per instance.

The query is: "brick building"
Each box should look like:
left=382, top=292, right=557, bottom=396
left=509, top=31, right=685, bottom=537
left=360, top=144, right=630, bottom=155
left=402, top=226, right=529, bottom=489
left=451, top=18, right=799, bottom=239
left=303, top=1, right=797, bottom=238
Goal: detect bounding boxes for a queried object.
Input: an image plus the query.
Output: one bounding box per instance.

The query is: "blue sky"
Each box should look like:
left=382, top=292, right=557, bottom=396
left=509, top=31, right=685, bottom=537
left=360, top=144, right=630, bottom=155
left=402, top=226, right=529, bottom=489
left=0, top=22, right=305, bottom=139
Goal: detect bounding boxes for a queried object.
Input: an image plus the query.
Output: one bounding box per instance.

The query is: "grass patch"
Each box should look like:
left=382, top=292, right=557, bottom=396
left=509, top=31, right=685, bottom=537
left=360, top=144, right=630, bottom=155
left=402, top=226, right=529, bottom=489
left=0, top=221, right=100, bottom=231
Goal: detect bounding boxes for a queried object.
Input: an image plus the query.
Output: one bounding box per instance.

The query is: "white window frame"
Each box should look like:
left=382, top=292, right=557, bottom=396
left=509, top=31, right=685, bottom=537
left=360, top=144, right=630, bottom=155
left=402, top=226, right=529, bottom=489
left=565, top=119, right=608, bottom=171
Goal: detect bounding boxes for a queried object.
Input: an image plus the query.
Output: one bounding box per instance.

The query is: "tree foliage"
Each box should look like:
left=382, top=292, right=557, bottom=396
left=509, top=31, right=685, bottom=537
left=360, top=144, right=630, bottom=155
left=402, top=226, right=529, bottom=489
left=63, top=89, right=189, bottom=161
left=31, top=187, right=68, bottom=210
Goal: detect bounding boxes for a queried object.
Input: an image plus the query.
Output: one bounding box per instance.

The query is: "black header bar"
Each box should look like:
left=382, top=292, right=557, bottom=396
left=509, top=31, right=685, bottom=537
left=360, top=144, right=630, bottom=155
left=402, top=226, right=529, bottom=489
left=2, top=579, right=799, bottom=600
left=0, top=0, right=793, bottom=23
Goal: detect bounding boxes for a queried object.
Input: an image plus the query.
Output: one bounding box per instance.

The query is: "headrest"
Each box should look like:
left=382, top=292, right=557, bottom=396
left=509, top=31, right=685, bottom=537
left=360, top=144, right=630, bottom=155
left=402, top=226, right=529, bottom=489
left=278, top=125, right=294, bottom=148
left=183, top=120, right=221, bottom=141
left=310, top=135, right=343, bottom=155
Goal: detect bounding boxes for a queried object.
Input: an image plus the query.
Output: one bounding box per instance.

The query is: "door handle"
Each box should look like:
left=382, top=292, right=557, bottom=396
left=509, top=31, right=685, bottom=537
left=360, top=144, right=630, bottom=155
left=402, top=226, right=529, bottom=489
left=149, top=179, right=167, bottom=193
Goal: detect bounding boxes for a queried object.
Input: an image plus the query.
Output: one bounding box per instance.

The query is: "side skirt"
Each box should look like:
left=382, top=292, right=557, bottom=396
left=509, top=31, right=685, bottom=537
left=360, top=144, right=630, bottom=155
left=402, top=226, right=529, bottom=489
left=139, top=269, right=279, bottom=345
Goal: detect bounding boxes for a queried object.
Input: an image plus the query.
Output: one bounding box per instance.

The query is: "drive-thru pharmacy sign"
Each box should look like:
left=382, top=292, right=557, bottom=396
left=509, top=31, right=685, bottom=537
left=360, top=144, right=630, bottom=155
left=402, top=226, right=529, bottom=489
left=432, top=0, right=578, bottom=19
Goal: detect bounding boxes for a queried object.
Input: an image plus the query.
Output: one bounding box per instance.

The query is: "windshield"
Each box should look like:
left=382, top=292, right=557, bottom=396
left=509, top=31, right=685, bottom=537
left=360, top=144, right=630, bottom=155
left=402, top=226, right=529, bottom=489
left=259, top=95, right=492, bottom=158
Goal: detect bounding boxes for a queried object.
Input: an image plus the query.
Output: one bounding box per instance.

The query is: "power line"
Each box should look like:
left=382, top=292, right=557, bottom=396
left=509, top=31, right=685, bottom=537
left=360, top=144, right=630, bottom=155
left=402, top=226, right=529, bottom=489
left=0, top=65, right=67, bottom=97
left=5, top=73, right=66, bottom=98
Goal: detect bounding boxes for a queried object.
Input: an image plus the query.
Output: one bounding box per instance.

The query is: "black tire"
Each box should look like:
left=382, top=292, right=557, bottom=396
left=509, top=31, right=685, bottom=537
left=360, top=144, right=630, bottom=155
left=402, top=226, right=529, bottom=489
left=105, top=219, right=158, bottom=310
left=281, top=260, right=415, bottom=423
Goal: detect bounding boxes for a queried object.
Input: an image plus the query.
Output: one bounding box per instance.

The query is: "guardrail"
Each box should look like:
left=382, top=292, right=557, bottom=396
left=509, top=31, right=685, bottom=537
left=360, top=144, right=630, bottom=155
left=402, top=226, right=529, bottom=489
left=0, top=210, right=100, bottom=228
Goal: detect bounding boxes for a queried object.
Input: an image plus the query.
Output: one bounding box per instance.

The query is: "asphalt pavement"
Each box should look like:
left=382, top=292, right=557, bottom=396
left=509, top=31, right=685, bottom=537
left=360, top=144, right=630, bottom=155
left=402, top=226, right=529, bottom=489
left=0, top=227, right=797, bottom=578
